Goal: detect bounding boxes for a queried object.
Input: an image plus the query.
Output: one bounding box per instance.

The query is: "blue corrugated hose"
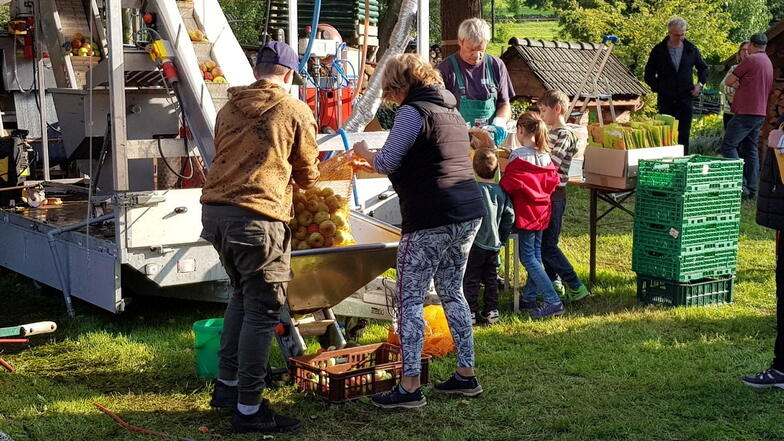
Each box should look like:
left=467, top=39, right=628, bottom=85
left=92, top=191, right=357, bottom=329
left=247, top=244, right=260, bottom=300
left=298, top=0, right=322, bottom=72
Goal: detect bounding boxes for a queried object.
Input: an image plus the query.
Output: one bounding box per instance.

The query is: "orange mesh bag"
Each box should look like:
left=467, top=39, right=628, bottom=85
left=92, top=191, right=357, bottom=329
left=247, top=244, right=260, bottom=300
left=290, top=151, right=372, bottom=250
left=387, top=305, right=456, bottom=358
left=315, top=151, right=373, bottom=199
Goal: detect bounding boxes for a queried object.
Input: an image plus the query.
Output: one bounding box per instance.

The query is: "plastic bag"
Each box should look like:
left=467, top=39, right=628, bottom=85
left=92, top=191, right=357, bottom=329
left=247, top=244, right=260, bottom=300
left=387, top=305, right=456, bottom=358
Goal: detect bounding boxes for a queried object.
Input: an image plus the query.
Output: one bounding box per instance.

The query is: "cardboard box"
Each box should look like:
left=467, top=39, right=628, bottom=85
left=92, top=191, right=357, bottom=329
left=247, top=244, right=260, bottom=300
left=568, top=158, right=583, bottom=179
left=582, top=145, right=685, bottom=189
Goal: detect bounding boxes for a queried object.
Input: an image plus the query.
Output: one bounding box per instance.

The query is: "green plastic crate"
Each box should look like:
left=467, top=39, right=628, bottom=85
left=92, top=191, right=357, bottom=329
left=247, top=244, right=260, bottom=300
left=633, top=219, right=740, bottom=255
left=634, top=188, right=742, bottom=225
left=637, top=275, right=734, bottom=307
left=637, top=156, right=743, bottom=193
left=632, top=248, right=737, bottom=282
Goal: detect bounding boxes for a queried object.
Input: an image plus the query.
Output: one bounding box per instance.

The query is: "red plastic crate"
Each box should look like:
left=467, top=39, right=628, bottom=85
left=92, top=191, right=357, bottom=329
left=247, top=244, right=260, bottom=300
left=289, top=342, right=430, bottom=403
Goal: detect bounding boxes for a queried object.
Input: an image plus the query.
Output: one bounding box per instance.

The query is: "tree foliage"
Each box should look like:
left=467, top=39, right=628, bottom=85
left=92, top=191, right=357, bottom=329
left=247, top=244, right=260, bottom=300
left=558, top=0, right=737, bottom=77
left=508, top=0, right=523, bottom=17
left=219, top=0, right=269, bottom=46
left=768, top=0, right=784, bottom=21
left=724, top=0, right=772, bottom=43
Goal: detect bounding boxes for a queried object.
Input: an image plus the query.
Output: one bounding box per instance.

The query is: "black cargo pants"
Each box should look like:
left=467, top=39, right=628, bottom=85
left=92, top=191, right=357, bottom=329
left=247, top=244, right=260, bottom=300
left=201, top=204, right=292, bottom=406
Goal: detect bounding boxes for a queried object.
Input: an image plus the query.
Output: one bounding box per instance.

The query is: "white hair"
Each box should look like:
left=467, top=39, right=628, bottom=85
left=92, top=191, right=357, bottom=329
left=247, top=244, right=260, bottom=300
left=458, top=18, right=491, bottom=45
left=667, top=17, right=688, bottom=31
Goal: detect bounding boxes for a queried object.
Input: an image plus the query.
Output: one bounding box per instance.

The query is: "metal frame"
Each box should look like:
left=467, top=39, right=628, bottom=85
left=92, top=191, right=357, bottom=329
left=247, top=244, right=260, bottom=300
left=587, top=186, right=634, bottom=290
left=0, top=0, right=431, bottom=315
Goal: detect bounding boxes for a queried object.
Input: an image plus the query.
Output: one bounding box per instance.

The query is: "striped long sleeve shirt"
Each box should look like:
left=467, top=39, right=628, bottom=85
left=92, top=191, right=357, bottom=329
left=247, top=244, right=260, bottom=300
left=373, top=105, right=422, bottom=174
left=549, top=126, right=578, bottom=201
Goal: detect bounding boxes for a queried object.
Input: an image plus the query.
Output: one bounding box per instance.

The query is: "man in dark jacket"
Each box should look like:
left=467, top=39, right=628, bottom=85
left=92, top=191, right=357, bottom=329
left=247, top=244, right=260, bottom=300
left=644, top=17, right=708, bottom=153
left=743, top=126, right=784, bottom=389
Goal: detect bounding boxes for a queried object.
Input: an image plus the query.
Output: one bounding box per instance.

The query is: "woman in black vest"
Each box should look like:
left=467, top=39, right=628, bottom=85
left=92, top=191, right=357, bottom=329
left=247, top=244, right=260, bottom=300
left=743, top=122, right=784, bottom=389
left=354, top=54, right=486, bottom=409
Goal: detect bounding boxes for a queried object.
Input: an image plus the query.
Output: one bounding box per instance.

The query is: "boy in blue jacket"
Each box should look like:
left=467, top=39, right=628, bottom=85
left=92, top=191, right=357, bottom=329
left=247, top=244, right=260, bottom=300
left=463, top=148, right=515, bottom=324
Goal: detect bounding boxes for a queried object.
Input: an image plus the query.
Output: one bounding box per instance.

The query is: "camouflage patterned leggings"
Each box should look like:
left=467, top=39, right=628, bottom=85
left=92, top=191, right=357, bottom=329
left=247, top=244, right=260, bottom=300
left=396, top=218, right=481, bottom=377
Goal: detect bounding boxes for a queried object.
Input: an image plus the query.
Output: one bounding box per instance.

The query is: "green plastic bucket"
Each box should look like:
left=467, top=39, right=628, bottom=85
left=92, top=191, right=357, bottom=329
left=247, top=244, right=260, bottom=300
left=193, top=318, right=223, bottom=379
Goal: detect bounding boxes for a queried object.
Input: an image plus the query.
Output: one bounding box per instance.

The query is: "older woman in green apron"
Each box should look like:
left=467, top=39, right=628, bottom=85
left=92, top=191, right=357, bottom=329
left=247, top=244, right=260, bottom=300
left=437, top=18, right=516, bottom=145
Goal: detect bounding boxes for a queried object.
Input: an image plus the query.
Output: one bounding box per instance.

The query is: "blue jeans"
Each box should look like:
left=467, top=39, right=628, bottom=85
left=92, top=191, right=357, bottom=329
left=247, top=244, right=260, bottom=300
left=517, top=229, right=560, bottom=304
left=542, top=198, right=580, bottom=288
left=720, top=114, right=764, bottom=195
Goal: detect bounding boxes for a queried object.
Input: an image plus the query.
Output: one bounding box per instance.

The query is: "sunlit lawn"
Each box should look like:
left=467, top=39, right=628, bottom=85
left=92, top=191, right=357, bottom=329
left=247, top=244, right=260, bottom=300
left=1, top=186, right=782, bottom=441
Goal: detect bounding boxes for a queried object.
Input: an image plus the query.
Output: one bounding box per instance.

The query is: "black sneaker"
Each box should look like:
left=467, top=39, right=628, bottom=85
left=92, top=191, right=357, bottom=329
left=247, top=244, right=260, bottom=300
left=371, top=384, right=427, bottom=409
left=433, top=373, right=483, bottom=397
left=231, top=399, right=302, bottom=433
left=209, top=381, right=237, bottom=409
left=519, top=299, right=538, bottom=311
left=742, top=367, right=784, bottom=389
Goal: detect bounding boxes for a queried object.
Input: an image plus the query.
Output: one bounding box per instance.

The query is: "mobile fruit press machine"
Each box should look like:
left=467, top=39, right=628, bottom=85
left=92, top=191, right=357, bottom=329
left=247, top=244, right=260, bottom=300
left=0, top=0, right=430, bottom=362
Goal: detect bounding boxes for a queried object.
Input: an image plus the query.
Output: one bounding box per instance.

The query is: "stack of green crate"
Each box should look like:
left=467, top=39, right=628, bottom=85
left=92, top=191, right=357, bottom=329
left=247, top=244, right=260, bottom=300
left=269, top=1, right=380, bottom=42
left=632, top=156, right=744, bottom=306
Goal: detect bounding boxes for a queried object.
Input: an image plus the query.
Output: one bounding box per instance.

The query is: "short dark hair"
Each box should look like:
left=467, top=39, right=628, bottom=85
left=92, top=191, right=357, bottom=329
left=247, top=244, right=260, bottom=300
left=473, top=148, right=498, bottom=179
left=254, top=49, right=291, bottom=77
left=539, top=89, right=569, bottom=116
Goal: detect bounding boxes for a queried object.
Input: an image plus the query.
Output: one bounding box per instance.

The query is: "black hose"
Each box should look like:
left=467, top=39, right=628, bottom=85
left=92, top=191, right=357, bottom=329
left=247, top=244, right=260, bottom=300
left=155, top=136, right=194, bottom=181
left=262, top=0, right=272, bottom=44
left=91, top=114, right=113, bottom=192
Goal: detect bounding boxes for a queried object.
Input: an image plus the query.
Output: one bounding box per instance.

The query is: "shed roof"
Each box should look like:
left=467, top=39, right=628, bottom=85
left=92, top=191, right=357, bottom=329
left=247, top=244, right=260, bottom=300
left=501, top=37, right=648, bottom=97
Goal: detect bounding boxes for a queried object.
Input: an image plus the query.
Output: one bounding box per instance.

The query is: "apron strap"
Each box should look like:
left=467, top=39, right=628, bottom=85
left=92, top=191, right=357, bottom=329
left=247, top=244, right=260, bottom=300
left=483, top=53, right=496, bottom=91
left=448, top=54, right=467, bottom=95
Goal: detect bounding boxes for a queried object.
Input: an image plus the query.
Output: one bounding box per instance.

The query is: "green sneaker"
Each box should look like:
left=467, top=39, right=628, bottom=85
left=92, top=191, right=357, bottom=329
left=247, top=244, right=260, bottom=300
left=566, top=283, right=590, bottom=302
left=552, top=280, right=566, bottom=300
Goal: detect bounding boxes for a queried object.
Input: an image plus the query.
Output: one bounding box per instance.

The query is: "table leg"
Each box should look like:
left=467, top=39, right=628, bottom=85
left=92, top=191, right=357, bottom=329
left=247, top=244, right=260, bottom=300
left=513, top=235, right=519, bottom=313
left=504, top=237, right=510, bottom=292
left=589, top=188, right=598, bottom=291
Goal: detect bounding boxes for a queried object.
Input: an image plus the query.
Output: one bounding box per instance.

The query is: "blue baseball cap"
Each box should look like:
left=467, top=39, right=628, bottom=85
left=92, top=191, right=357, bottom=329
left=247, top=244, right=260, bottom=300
left=256, top=41, right=304, bottom=85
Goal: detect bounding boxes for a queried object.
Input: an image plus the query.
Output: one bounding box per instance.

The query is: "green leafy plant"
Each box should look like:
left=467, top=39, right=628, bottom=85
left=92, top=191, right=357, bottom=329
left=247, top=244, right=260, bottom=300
left=511, top=100, right=531, bottom=120
left=689, top=113, right=724, bottom=155
left=493, top=22, right=515, bottom=44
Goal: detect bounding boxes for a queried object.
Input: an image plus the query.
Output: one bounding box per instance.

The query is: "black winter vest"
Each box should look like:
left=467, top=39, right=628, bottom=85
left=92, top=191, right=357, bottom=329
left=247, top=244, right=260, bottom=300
left=757, top=148, right=784, bottom=230
left=388, top=86, right=484, bottom=233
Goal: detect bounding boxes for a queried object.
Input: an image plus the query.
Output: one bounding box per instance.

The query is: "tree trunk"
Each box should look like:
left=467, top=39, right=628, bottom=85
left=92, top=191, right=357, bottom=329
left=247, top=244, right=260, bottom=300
left=440, top=0, right=482, bottom=57
left=377, top=0, right=404, bottom=59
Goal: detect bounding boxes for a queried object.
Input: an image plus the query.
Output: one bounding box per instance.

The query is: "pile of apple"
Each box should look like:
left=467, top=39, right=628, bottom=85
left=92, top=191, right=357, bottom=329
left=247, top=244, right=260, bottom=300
left=63, top=33, right=101, bottom=57
left=199, top=60, right=226, bottom=83
left=188, top=29, right=207, bottom=42
left=291, top=187, right=355, bottom=250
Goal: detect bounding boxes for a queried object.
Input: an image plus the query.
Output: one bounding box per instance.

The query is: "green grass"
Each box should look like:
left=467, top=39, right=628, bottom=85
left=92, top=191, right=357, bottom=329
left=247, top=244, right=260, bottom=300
left=498, top=6, right=555, bottom=17
left=1, top=186, right=782, bottom=441
left=487, top=21, right=562, bottom=56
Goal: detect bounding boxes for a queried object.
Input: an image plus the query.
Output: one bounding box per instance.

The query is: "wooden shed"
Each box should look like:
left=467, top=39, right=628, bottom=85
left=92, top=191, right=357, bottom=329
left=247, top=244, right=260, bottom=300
left=500, top=37, right=647, bottom=122
left=759, top=21, right=784, bottom=149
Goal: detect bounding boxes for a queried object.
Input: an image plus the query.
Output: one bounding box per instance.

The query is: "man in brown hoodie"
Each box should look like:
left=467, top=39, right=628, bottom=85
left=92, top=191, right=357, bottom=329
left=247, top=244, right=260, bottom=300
left=200, top=40, right=319, bottom=434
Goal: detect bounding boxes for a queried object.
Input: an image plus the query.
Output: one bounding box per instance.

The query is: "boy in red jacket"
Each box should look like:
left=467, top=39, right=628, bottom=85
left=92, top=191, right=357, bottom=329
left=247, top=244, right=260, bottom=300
left=500, top=112, right=562, bottom=318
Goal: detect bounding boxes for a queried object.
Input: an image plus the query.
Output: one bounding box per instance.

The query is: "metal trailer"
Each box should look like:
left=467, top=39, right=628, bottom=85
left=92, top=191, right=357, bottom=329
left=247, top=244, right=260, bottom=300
left=0, top=0, right=431, bottom=360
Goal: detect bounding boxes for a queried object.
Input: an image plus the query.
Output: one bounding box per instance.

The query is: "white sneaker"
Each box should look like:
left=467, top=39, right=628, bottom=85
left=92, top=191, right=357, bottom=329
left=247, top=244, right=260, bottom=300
left=481, top=309, right=500, bottom=324
left=470, top=312, right=477, bottom=326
